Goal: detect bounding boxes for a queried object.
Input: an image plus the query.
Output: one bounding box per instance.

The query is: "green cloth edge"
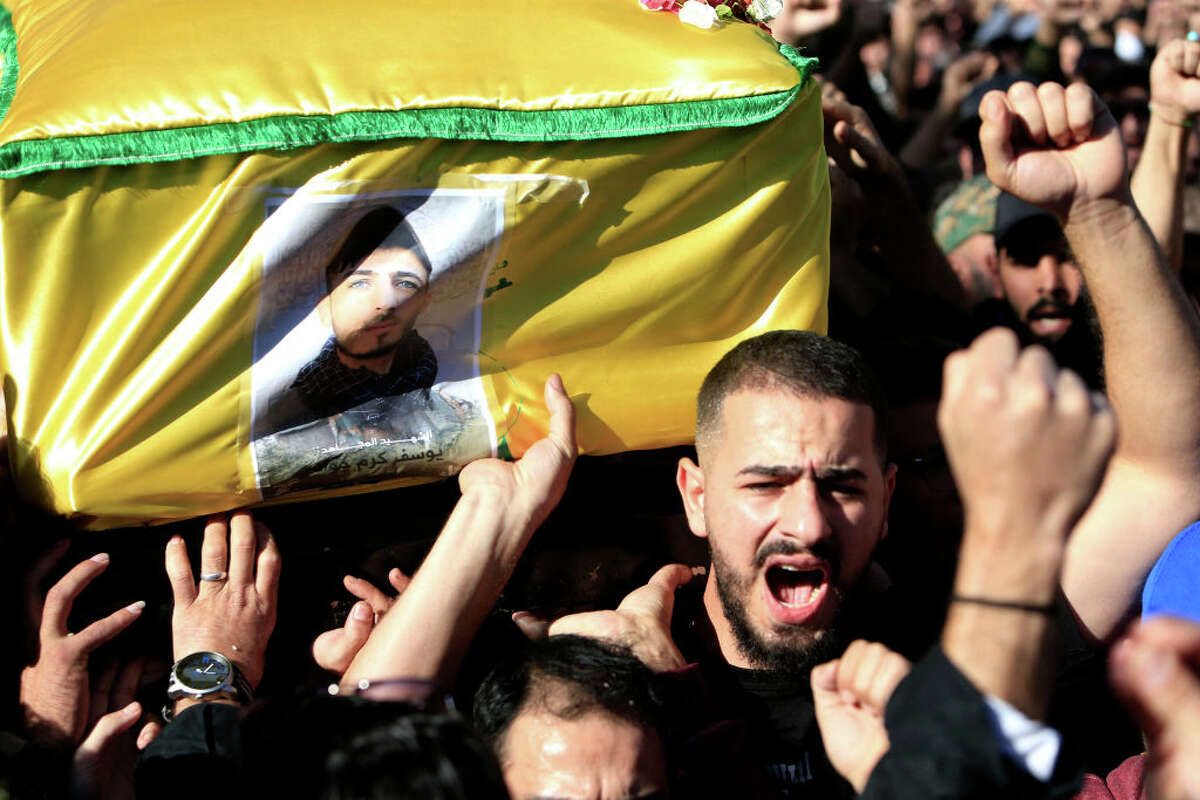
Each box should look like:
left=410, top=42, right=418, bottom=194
left=0, top=25, right=816, bottom=178
left=0, top=4, right=17, bottom=129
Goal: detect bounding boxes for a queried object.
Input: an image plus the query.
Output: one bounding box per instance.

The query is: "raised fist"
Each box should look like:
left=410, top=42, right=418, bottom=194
left=1151, top=39, right=1200, bottom=122
left=979, top=81, right=1128, bottom=221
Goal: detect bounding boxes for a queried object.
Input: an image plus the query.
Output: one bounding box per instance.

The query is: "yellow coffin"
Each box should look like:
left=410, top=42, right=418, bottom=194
left=0, top=0, right=829, bottom=527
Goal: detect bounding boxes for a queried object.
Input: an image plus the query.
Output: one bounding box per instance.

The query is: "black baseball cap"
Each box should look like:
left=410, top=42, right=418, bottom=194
left=993, top=191, right=1059, bottom=251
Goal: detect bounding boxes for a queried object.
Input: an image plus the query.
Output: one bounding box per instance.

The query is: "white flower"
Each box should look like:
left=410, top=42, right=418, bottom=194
left=679, top=0, right=719, bottom=28
left=748, top=0, right=783, bottom=22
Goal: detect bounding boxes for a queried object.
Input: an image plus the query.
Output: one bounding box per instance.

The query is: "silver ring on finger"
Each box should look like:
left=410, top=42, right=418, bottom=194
left=200, top=571, right=228, bottom=582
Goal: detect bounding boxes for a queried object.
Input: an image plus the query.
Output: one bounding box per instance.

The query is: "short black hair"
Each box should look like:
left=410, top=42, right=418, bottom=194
left=240, top=696, right=508, bottom=800
left=695, top=330, right=887, bottom=457
left=326, top=206, right=432, bottom=293
left=473, top=635, right=663, bottom=762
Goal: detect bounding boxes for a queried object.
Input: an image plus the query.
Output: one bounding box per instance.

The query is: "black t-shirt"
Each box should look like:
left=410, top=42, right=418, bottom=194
left=670, top=582, right=931, bottom=799
left=691, top=656, right=853, bottom=799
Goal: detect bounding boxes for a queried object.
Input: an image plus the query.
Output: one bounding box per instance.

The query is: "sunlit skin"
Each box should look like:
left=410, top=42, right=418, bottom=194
left=317, top=245, right=431, bottom=374
left=996, top=243, right=1083, bottom=343
left=677, top=390, right=896, bottom=670
left=501, top=707, right=668, bottom=800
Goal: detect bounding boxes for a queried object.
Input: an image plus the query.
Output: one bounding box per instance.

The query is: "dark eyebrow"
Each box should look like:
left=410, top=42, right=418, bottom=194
left=734, top=465, right=867, bottom=481
left=815, top=466, right=867, bottom=482
left=388, top=269, right=426, bottom=282
left=736, top=465, right=804, bottom=479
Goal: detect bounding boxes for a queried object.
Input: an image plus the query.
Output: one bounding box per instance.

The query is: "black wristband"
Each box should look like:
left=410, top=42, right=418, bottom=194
left=950, top=594, right=1056, bottom=615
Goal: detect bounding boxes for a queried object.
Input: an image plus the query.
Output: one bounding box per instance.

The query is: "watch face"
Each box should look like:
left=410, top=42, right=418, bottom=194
left=176, top=652, right=231, bottom=691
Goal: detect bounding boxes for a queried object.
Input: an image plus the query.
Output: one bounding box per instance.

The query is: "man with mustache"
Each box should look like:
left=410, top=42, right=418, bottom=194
left=982, top=190, right=1101, bottom=385
left=293, top=205, right=438, bottom=419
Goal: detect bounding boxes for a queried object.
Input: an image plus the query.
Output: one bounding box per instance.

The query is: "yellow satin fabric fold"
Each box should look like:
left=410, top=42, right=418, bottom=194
left=2, top=0, right=798, bottom=144
left=0, top=80, right=827, bottom=527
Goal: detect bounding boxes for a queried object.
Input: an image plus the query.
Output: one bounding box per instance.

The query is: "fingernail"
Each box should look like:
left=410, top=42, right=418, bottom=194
left=512, top=611, right=531, bottom=621
left=352, top=602, right=372, bottom=622
left=123, top=701, right=141, bottom=716
left=126, top=600, right=146, bottom=613
left=169, top=535, right=182, bottom=546
left=91, top=552, right=110, bottom=563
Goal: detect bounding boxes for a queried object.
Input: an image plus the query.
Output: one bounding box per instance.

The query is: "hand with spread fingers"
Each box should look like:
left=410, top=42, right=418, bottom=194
left=20, top=546, right=146, bottom=746
left=822, top=95, right=906, bottom=186
left=70, top=658, right=163, bottom=800
left=165, top=511, right=281, bottom=695
left=541, top=563, right=698, bottom=673
left=978, top=80, right=1128, bottom=221
left=340, top=375, right=578, bottom=690
left=312, top=569, right=410, bottom=676
left=812, top=640, right=913, bottom=794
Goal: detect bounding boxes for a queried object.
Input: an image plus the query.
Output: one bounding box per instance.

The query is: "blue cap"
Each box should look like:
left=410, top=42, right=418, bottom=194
left=1142, top=521, right=1200, bottom=622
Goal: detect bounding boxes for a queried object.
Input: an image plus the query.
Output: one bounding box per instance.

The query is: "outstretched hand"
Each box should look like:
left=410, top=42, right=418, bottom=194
left=524, top=563, right=698, bottom=673
left=20, top=548, right=145, bottom=746
left=312, top=569, right=410, bottom=676
left=70, top=659, right=163, bottom=800
left=823, top=95, right=905, bottom=186
left=813, top=640, right=913, bottom=794
left=458, top=373, right=576, bottom=533
left=165, top=511, right=281, bottom=689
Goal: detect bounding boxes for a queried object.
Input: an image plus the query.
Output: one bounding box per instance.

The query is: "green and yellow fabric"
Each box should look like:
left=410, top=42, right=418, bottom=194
left=0, top=0, right=829, bottom=527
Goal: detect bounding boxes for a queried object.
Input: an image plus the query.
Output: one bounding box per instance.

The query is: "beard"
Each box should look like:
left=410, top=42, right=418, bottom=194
left=709, top=538, right=849, bottom=677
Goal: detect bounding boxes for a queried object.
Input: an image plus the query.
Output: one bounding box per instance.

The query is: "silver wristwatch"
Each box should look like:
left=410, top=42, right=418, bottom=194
left=163, top=651, right=253, bottom=722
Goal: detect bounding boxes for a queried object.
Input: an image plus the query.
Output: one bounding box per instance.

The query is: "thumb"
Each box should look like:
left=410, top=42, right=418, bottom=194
left=137, top=719, right=164, bottom=751
left=312, top=602, right=374, bottom=673
left=811, top=660, right=843, bottom=722
left=978, top=90, right=1017, bottom=188
left=1111, top=636, right=1200, bottom=742
left=811, top=659, right=840, bottom=695
left=512, top=611, right=552, bottom=640
left=76, top=701, right=142, bottom=759
left=622, top=563, right=696, bottom=625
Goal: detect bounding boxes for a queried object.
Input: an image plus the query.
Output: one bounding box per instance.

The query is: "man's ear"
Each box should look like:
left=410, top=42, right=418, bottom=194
left=676, top=456, right=708, bottom=539
left=317, top=295, right=331, bottom=328
left=986, top=243, right=1003, bottom=280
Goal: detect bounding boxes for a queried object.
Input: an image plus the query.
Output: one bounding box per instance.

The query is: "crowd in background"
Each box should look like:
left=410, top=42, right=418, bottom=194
left=6, top=0, right=1200, bottom=797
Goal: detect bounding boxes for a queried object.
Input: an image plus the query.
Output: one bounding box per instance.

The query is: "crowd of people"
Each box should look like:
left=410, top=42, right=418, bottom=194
left=6, top=0, right=1200, bottom=797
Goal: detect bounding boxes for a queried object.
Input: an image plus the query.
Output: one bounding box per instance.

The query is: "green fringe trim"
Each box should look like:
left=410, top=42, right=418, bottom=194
left=0, top=31, right=816, bottom=178
left=0, top=3, right=17, bottom=128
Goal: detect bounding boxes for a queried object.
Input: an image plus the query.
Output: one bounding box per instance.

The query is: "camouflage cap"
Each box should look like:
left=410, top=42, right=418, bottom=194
left=933, top=174, right=1000, bottom=255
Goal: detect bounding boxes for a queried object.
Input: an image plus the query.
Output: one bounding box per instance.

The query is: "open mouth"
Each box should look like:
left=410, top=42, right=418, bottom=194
left=762, top=560, right=831, bottom=626
left=766, top=565, right=826, bottom=608
left=1027, top=306, right=1072, bottom=337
